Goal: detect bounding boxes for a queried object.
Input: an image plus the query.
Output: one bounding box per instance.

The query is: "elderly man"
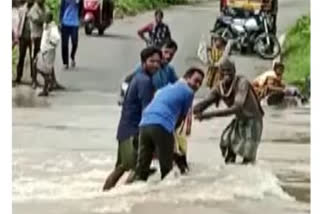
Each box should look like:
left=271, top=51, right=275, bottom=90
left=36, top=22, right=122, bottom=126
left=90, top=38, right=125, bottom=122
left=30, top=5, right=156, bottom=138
left=194, top=59, right=264, bottom=164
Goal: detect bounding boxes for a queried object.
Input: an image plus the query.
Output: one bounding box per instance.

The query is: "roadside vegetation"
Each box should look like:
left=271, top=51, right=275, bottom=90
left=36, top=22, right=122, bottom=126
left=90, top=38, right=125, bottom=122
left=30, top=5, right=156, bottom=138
left=114, top=0, right=188, bottom=16
left=282, top=15, right=310, bottom=96
left=45, top=0, right=189, bottom=20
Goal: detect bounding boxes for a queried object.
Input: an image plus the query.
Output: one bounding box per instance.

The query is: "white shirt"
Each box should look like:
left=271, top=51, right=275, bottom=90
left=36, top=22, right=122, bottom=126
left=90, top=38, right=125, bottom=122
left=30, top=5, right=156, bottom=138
left=40, top=22, right=60, bottom=52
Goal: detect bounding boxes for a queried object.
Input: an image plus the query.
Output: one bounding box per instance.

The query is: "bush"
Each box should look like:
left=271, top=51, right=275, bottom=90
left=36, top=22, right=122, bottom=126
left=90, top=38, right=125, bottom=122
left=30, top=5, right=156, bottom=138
left=283, top=15, right=310, bottom=96
left=46, top=0, right=60, bottom=22
left=115, top=0, right=187, bottom=16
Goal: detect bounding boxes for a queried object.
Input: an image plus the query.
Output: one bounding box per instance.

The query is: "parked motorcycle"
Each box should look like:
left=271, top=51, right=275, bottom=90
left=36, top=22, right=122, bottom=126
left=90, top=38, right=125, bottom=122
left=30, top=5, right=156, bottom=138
left=83, top=0, right=114, bottom=35
left=212, top=10, right=281, bottom=59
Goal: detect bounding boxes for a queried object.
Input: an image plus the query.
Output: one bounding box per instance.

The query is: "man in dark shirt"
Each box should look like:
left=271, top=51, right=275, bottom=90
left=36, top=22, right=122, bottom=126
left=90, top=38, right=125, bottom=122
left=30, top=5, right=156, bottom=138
left=137, top=9, right=171, bottom=48
left=102, top=47, right=162, bottom=191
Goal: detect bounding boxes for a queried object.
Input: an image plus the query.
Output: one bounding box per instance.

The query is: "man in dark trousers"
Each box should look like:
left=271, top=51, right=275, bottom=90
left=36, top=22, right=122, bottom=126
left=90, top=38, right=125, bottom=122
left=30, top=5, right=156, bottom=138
left=129, top=67, right=204, bottom=182
left=28, top=0, right=47, bottom=87
left=15, top=0, right=34, bottom=84
left=60, top=0, right=83, bottom=69
left=102, top=47, right=162, bottom=191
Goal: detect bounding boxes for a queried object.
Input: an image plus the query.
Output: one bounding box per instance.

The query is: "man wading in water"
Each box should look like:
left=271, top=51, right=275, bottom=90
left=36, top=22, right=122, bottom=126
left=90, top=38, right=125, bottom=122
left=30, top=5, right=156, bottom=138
left=193, top=59, right=264, bottom=164
left=102, top=47, right=162, bottom=191
left=128, top=67, right=204, bottom=182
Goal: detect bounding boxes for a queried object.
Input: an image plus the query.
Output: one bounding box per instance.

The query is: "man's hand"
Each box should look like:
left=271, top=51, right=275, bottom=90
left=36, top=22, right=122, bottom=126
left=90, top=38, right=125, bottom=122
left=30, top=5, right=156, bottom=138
left=194, top=113, right=205, bottom=121
left=195, top=112, right=215, bottom=121
left=144, top=38, right=152, bottom=46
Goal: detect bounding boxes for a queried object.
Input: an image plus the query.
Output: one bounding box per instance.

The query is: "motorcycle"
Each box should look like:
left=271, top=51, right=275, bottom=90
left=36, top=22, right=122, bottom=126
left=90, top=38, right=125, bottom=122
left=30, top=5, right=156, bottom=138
left=212, top=10, right=281, bottom=59
left=83, top=0, right=114, bottom=35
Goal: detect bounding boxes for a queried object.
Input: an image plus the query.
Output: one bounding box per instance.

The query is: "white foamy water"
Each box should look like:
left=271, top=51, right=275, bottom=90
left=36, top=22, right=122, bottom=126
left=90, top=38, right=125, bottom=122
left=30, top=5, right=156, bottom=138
left=13, top=102, right=310, bottom=214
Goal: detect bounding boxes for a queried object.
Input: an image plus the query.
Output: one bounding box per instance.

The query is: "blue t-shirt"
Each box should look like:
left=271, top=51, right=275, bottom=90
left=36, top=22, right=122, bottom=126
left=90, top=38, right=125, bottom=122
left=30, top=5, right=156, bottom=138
left=60, top=0, right=80, bottom=27
left=116, top=70, right=154, bottom=141
left=134, top=63, right=178, bottom=90
left=140, top=81, right=194, bottom=133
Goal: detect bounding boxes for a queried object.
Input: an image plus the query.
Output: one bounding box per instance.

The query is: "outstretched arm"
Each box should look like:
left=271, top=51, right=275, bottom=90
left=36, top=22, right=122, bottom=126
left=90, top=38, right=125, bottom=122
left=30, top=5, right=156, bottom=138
left=193, top=88, right=220, bottom=115
left=198, top=79, right=249, bottom=120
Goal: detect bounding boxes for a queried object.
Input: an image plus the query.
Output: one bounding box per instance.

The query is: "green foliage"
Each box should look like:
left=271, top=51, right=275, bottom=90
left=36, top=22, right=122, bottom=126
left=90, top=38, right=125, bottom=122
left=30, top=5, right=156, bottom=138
left=115, top=0, right=187, bottom=16
left=46, top=0, right=60, bottom=22
left=283, top=15, right=310, bottom=95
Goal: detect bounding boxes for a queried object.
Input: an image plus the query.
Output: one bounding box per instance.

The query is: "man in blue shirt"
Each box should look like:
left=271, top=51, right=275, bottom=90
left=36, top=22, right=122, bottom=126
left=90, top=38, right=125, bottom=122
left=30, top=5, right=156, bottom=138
left=118, top=40, right=178, bottom=105
left=60, top=0, right=83, bottom=69
left=103, top=47, right=162, bottom=191
left=131, top=67, right=204, bottom=182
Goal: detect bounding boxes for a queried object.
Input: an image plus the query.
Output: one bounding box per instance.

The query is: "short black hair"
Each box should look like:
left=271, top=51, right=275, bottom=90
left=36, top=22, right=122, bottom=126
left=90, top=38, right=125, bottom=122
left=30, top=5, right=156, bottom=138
left=183, top=67, right=205, bottom=79
left=155, top=9, right=164, bottom=17
left=140, top=46, right=162, bottom=63
left=162, top=39, right=178, bottom=51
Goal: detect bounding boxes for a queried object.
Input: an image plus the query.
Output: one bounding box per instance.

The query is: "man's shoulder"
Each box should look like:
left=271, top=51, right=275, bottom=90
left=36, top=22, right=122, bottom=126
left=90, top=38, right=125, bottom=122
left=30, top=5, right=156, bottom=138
left=173, top=81, right=193, bottom=95
left=133, top=72, right=152, bottom=85
left=166, top=64, right=175, bottom=71
left=162, top=22, right=170, bottom=28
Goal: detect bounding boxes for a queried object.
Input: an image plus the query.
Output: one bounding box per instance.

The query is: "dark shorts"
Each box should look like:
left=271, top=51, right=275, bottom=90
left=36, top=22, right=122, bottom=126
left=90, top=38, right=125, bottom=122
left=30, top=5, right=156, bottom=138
left=116, top=136, right=138, bottom=171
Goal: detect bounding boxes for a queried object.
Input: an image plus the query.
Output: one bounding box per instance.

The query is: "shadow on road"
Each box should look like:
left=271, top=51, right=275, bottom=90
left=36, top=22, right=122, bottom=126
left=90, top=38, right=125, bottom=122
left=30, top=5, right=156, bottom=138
left=89, top=33, right=138, bottom=41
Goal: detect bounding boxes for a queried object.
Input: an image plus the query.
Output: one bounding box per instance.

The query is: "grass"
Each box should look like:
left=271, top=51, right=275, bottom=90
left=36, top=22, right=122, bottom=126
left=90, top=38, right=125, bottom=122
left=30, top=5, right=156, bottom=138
left=115, top=0, right=187, bottom=16
left=282, top=15, right=310, bottom=96
left=45, top=0, right=189, bottom=19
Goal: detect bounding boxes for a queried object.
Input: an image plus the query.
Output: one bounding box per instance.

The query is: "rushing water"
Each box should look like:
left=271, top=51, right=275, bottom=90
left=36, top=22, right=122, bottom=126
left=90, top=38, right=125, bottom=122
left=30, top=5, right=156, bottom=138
left=12, top=90, right=310, bottom=214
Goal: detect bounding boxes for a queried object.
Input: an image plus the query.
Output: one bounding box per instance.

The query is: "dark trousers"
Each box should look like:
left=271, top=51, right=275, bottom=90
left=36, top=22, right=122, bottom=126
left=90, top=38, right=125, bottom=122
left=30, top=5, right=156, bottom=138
left=16, top=38, right=32, bottom=82
left=32, top=37, right=41, bottom=84
left=32, top=37, right=41, bottom=58
left=61, top=25, right=79, bottom=66
left=135, top=125, right=174, bottom=181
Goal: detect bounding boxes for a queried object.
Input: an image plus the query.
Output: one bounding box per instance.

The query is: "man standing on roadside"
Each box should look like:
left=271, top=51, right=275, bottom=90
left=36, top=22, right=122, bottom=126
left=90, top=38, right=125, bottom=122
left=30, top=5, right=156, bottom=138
left=28, top=0, right=47, bottom=87
left=15, top=0, right=34, bottom=84
left=137, top=9, right=171, bottom=48
left=60, top=0, right=83, bottom=69
left=12, top=0, right=20, bottom=48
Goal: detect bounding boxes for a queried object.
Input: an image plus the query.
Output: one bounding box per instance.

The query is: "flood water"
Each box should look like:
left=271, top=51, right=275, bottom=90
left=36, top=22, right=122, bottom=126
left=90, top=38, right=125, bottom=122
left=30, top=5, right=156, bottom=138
left=12, top=89, right=310, bottom=214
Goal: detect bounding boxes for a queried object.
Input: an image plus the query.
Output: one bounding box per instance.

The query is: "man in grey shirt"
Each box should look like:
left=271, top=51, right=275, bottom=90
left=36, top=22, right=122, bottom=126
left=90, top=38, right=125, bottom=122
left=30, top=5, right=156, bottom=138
left=28, top=0, right=47, bottom=87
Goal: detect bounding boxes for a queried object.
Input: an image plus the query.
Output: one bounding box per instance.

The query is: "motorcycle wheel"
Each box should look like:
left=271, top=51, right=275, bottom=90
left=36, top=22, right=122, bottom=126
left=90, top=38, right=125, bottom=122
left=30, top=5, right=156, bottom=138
left=255, top=33, right=281, bottom=60
left=214, top=27, right=233, bottom=41
left=84, top=23, right=94, bottom=35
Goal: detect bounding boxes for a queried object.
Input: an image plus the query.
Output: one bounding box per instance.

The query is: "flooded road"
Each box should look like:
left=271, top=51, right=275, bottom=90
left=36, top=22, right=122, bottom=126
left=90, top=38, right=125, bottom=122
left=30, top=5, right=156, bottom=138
left=12, top=92, right=310, bottom=214
left=12, top=0, right=310, bottom=213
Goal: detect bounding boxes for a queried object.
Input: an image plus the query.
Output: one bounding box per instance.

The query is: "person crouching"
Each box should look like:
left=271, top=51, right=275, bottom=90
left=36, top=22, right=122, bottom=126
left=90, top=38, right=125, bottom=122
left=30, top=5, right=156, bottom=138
left=34, top=12, right=60, bottom=96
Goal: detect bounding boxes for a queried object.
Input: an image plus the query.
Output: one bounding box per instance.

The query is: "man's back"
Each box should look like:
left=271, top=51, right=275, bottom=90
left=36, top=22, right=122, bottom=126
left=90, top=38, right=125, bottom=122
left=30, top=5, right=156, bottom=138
left=140, top=81, right=194, bottom=133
